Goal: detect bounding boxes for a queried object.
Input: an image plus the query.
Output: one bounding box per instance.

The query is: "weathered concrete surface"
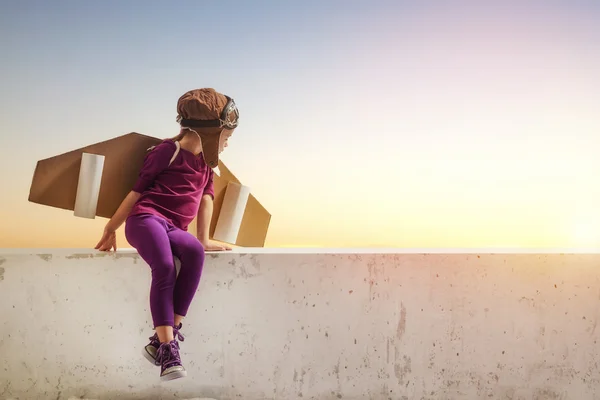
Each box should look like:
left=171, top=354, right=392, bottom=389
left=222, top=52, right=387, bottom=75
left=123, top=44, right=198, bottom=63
left=1, top=250, right=600, bottom=400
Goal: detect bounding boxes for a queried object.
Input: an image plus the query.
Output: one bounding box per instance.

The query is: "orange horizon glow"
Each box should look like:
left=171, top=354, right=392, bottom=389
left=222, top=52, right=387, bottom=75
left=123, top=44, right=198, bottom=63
left=1, top=2, right=600, bottom=249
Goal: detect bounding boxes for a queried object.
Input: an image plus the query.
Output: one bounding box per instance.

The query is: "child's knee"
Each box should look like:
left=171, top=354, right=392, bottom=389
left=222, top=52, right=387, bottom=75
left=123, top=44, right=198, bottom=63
left=151, top=258, right=177, bottom=281
left=189, top=242, right=205, bottom=263
left=179, top=242, right=205, bottom=273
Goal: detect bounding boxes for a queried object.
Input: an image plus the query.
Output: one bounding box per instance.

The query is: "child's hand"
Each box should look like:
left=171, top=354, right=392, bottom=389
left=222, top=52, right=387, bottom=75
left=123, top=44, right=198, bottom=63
left=95, top=228, right=117, bottom=252
left=201, top=239, right=232, bottom=252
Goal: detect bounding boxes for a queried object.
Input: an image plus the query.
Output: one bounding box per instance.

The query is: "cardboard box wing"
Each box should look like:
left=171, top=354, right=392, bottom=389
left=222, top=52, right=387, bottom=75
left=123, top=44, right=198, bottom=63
left=28, top=132, right=271, bottom=247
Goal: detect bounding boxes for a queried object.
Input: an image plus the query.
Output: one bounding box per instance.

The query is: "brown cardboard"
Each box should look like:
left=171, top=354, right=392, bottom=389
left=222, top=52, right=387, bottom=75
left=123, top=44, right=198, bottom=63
left=209, top=160, right=272, bottom=247
left=28, top=132, right=271, bottom=247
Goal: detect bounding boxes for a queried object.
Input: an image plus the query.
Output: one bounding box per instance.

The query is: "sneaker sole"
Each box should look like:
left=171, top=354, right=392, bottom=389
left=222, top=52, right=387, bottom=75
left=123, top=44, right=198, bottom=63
left=160, top=369, right=187, bottom=381
left=142, top=348, right=159, bottom=365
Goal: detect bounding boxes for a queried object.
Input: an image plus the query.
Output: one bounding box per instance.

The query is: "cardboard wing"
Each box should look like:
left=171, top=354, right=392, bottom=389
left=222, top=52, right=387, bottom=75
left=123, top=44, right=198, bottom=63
left=28, top=132, right=271, bottom=247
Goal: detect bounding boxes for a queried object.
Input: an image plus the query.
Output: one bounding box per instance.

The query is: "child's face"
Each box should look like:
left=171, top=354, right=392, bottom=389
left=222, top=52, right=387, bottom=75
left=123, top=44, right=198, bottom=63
left=219, top=129, right=234, bottom=154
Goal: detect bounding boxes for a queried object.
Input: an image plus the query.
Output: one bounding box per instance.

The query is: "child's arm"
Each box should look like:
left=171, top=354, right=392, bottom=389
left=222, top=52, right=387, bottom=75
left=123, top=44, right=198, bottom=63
left=196, top=170, right=231, bottom=251
left=196, top=193, right=214, bottom=245
left=105, top=190, right=141, bottom=233
left=95, top=141, right=176, bottom=251
left=95, top=190, right=140, bottom=251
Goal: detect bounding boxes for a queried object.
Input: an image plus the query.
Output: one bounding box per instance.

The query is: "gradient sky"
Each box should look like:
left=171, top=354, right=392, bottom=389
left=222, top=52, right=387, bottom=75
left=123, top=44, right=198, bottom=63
left=1, top=0, right=600, bottom=248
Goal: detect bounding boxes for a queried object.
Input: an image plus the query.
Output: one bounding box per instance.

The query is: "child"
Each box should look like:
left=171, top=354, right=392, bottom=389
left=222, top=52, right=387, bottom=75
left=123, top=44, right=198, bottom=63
left=94, top=88, right=239, bottom=381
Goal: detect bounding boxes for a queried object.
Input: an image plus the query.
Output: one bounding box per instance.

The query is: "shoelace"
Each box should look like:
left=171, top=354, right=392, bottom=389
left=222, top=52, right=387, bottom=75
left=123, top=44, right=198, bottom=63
left=158, top=342, right=181, bottom=370
left=173, top=327, right=185, bottom=342
left=150, top=325, right=184, bottom=347
left=149, top=333, right=160, bottom=346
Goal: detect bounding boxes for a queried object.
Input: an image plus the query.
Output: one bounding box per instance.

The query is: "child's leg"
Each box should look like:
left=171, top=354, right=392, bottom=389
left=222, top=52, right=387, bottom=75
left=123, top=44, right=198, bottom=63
left=166, top=228, right=206, bottom=322
left=174, top=314, right=184, bottom=327
left=125, top=214, right=177, bottom=342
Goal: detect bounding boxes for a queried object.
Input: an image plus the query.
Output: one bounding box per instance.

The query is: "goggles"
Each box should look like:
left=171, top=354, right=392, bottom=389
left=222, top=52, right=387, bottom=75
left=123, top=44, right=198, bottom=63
left=178, top=96, right=239, bottom=130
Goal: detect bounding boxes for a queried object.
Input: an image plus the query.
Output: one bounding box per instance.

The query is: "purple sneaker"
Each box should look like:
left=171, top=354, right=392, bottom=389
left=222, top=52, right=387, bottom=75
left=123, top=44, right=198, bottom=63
left=143, top=323, right=185, bottom=365
left=156, top=340, right=187, bottom=381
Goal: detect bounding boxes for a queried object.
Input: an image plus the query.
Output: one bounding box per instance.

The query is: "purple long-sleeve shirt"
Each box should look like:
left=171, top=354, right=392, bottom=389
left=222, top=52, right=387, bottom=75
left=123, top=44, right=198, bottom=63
left=128, top=139, right=214, bottom=231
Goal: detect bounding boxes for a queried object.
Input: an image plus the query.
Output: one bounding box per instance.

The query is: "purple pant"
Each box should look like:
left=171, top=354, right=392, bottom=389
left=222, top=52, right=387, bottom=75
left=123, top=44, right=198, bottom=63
left=125, top=213, right=205, bottom=328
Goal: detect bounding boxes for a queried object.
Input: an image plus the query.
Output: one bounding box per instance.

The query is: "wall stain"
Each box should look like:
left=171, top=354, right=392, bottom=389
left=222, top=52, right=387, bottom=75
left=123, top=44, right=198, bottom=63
left=397, top=302, right=407, bottom=340
left=234, top=256, right=262, bottom=279
left=37, top=254, right=52, bottom=262
left=299, top=369, right=306, bottom=395
left=333, top=358, right=343, bottom=398
left=533, top=388, right=566, bottom=400
left=535, top=326, right=546, bottom=350
left=293, top=368, right=307, bottom=397
left=386, top=338, right=392, bottom=364
left=113, top=253, right=138, bottom=260
left=272, top=365, right=282, bottom=395
left=237, top=264, right=257, bottom=279
left=249, top=254, right=261, bottom=270
left=348, top=254, right=363, bottom=262
left=394, top=347, right=412, bottom=385
left=66, top=254, right=94, bottom=260
left=0, top=267, right=4, bottom=282
left=519, top=296, right=535, bottom=307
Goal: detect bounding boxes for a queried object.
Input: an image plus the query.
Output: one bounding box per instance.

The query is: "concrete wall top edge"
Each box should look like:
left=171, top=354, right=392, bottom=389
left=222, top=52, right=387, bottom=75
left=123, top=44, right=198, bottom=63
left=1, top=247, right=600, bottom=256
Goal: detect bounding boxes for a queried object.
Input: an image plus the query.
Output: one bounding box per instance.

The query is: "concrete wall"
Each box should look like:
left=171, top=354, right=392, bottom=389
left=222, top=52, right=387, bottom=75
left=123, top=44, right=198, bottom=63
left=1, top=249, right=600, bottom=400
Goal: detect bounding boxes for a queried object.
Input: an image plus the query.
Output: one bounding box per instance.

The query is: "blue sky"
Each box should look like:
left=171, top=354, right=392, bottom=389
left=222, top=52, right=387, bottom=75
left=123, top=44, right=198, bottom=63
left=1, top=1, right=600, bottom=248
